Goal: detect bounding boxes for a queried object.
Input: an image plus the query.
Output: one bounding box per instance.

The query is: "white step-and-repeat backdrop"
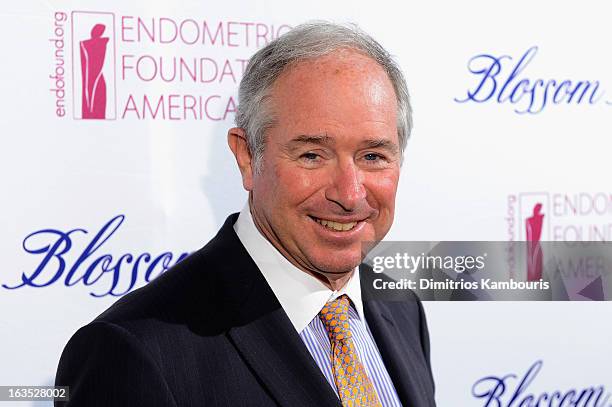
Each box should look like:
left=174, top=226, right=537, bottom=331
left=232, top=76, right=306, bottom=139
left=1, top=1, right=610, bottom=405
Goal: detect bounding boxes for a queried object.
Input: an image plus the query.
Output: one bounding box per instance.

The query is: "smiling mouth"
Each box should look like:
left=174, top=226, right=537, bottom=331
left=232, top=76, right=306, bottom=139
left=310, top=216, right=359, bottom=231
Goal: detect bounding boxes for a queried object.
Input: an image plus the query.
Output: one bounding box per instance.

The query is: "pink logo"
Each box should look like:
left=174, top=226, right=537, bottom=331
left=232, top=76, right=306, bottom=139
left=526, top=203, right=544, bottom=281
left=79, top=24, right=108, bottom=119
left=71, top=11, right=116, bottom=120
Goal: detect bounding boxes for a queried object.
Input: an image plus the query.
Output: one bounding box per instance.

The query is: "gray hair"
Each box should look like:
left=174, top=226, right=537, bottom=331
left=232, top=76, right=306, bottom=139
left=235, top=21, right=412, bottom=172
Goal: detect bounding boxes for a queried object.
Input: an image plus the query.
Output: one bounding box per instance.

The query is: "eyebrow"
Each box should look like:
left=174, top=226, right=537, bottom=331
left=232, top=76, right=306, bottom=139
left=360, top=138, right=400, bottom=155
left=282, top=134, right=333, bottom=154
left=289, top=134, right=335, bottom=146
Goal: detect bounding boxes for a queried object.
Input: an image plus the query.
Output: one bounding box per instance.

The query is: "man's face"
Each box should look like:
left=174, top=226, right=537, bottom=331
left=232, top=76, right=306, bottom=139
left=248, top=50, right=401, bottom=283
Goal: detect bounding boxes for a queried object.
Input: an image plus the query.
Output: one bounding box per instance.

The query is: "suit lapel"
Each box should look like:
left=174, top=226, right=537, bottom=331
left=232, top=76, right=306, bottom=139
left=228, top=308, right=341, bottom=407
left=364, top=299, right=436, bottom=407
left=212, top=214, right=340, bottom=407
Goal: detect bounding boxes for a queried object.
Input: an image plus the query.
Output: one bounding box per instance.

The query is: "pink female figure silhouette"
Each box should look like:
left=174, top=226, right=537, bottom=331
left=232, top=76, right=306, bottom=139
left=526, top=203, right=544, bottom=281
left=80, top=24, right=108, bottom=119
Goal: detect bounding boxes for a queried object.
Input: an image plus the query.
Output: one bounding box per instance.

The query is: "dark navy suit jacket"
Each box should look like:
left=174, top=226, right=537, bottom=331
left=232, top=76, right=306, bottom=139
left=55, top=213, right=436, bottom=406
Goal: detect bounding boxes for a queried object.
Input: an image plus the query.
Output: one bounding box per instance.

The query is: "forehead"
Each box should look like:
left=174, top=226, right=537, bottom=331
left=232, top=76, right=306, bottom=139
left=267, top=50, right=398, bottom=139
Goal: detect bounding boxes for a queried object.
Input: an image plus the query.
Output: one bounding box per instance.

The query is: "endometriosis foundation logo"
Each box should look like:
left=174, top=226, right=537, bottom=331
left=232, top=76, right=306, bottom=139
left=71, top=11, right=116, bottom=119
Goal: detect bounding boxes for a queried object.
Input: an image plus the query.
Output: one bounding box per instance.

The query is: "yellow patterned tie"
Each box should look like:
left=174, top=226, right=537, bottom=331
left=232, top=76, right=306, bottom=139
left=319, top=295, right=382, bottom=407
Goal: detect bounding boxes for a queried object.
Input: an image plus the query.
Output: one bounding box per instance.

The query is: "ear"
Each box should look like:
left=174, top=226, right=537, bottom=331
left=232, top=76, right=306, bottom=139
left=227, top=127, right=254, bottom=191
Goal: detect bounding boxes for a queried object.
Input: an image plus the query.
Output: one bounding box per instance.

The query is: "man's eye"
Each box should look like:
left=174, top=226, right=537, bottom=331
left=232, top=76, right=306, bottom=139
left=364, top=153, right=382, bottom=161
left=301, top=152, right=320, bottom=160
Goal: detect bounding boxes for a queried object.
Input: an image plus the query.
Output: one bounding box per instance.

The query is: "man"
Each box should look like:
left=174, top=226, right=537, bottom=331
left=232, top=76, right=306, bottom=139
left=55, top=22, right=436, bottom=407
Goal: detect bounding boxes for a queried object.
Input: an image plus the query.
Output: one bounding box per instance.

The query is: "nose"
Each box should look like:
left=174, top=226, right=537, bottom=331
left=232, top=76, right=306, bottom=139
left=325, top=159, right=367, bottom=212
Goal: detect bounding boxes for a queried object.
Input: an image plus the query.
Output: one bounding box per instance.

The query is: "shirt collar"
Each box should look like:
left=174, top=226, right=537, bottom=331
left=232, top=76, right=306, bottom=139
left=233, top=202, right=364, bottom=333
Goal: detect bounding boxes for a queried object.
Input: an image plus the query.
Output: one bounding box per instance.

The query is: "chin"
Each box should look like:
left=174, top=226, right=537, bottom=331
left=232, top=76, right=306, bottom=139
left=310, top=252, right=363, bottom=275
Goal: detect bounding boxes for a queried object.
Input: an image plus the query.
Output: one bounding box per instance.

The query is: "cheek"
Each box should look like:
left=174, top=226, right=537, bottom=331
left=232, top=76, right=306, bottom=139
left=271, top=163, right=323, bottom=206
left=365, top=172, right=400, bottom=232
left=367, top=172, right=399, bottom=204
left=276, top=165, right=312, bottom=187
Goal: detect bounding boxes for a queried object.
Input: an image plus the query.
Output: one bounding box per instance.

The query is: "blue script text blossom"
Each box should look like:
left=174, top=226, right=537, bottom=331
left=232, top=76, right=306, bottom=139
left=455, top=47, right=608, bottom=114
left=473, top=360, right=611, bottom=407
left=2, top=215, right=190, bottom=297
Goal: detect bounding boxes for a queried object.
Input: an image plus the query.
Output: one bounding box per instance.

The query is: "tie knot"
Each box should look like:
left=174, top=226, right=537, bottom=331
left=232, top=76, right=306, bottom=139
left=318, top=295, right=352, bottom=342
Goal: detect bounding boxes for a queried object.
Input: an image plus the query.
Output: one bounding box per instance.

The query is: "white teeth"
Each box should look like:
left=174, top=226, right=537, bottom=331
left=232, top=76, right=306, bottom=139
left=315, top=218, right=358, bottom=231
